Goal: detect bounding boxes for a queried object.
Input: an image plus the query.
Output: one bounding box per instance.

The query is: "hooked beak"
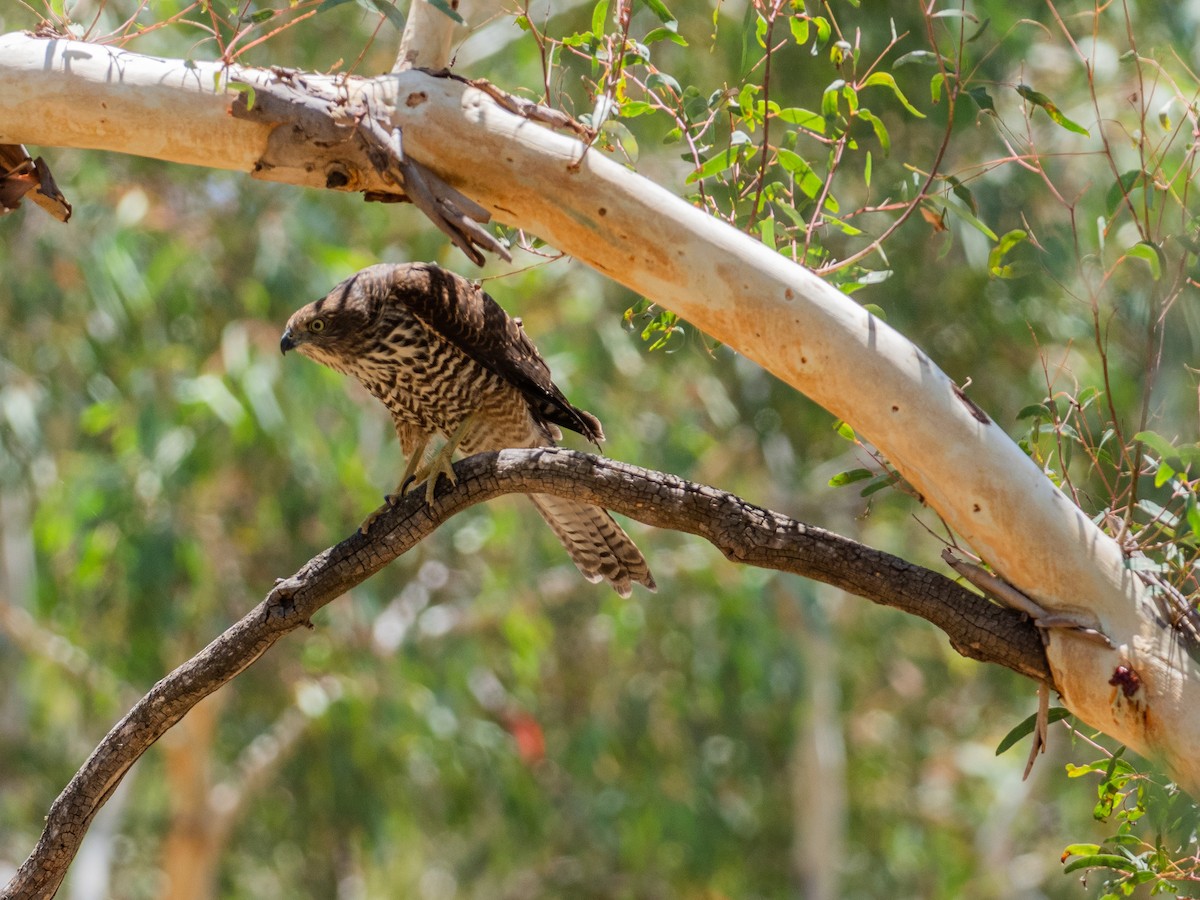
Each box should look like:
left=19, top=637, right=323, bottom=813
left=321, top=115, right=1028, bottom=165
left=280, top=327, right=298, bottom=355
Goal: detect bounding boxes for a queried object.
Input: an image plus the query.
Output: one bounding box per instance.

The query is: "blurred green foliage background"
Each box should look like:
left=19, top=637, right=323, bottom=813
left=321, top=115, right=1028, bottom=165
left=2, top=0, right=1199, bottom=897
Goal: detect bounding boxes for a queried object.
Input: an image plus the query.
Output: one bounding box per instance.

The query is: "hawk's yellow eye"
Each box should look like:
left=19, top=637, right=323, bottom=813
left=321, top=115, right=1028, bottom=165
left=309, top=318, right=326, bottom=333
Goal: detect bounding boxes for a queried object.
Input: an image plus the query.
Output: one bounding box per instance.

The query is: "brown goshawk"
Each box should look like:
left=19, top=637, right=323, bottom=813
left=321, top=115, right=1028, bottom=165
left=281, top=263, right=655, bottom=597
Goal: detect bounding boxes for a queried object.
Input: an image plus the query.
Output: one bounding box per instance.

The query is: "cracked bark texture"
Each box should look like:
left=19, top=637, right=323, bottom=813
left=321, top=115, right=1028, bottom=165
left=1, top=449, right=1048, bottom=900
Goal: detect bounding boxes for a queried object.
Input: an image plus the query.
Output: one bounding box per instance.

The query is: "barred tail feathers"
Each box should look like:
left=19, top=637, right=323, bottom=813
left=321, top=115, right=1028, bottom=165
left=528, top=494, right=655, bottom=598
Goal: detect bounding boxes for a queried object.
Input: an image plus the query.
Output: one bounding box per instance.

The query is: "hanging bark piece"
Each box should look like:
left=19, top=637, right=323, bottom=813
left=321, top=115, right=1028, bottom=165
left=228, top=71, right=509, bottom=265
left=0, top=143, right=71, bottom=221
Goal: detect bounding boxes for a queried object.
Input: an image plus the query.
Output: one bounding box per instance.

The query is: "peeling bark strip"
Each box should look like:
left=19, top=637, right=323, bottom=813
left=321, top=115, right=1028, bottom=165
left=0, top=143, right=71, bottom=220
left=2, top=29, right=1197, bottom=795
left=227, top=70, right=509, bottom=264
left=1, top=449, right=1050, bottom=900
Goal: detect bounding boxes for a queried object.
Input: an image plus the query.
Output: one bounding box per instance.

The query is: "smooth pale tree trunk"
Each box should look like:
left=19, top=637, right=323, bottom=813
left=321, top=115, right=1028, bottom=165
left=158, top=694, right=225, bottom=900
left=0, top=21, right=1191, bottom=791
left=790, top=583, right=846, bottom=900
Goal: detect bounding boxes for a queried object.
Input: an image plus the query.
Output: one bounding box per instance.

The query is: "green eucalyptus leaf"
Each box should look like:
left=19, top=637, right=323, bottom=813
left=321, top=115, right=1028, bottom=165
left=591, top=0, right=609, bottom=36
left=642, top=0, right=677, bottom=26
left=966, top=85, right=995, bottom=113
left=1062, top=855, right=1137, bottom=875
left=1016, top=84, right=1089, bottom=135
left=857, top=109, right=890, bottom=155
left=995, top=707, right=1072, bottom=755
left=1125, top=242, right=1163, bottom=280
left=365, top=0, right=408, bottom=28
left=789, top=16, right=808, bottom=45
left=828, top=468, right=873, bottom=487
left=645, top=26, right=687, bottom=45
left=893, top=50, right=939, bottom=67
left=861, top=71, right=925, bottom=118
left=686, top=142, right=752, bottom=184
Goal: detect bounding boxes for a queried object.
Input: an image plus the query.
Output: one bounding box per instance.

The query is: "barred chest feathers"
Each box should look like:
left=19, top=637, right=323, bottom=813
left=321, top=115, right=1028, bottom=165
left=350, top=308, right=549, bottom=449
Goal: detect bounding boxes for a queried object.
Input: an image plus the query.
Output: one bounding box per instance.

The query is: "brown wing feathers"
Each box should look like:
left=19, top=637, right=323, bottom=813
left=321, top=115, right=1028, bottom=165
left=383, top=264, right=605, bottom=445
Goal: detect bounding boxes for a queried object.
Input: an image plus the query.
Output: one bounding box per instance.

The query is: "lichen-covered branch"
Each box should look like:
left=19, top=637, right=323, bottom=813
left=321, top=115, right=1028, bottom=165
left=0, top=449, right=1048, bottom=900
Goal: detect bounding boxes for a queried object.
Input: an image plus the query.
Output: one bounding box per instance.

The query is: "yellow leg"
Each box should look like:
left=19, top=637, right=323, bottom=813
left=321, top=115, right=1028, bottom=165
left=391, top=436, right=430, bottom=501
left=410, top=414, right=478, bottom=505
left=358, top=417, right=477, bottom=532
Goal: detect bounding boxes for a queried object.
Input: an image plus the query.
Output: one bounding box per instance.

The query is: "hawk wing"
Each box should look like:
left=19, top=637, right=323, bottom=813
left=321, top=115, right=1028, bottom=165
left=381, top=263, right=605, bottom=444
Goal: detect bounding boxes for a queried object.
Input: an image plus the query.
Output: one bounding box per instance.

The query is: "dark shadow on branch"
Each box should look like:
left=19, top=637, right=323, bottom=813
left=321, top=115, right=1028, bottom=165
left=2, top=448, right=1049, bottom=900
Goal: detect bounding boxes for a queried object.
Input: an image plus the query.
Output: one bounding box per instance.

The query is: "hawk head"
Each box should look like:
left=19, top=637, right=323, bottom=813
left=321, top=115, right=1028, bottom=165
left=280, top=267, right=389, bottom=366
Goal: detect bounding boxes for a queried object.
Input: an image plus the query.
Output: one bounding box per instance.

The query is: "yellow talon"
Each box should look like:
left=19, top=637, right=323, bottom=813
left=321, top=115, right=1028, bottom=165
left=361, top=415, right=477, bottom=530
left=417, top=449, right=459, bottom=504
